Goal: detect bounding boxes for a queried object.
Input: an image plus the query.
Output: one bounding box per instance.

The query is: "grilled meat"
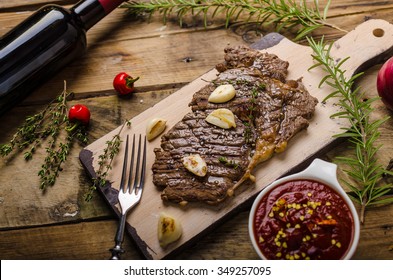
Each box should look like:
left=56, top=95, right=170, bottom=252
left=153, top=45, right=318, bottom=205
left=152, top=111, right=253, bottom=205
left=189, top=66, right=318, bottom=194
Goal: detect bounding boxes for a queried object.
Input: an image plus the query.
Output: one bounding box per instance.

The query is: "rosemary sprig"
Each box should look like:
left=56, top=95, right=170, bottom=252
left=122, top=0, right=346, bottom=40
left=0, top=81, right=89, bottom=190
left=84, top=120, right=132, bottom=201
left=308, top=37, right=393, bottom=223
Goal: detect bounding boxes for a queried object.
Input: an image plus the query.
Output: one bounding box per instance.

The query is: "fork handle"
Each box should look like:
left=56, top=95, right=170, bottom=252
left=109, top=214, right=127, bottom=260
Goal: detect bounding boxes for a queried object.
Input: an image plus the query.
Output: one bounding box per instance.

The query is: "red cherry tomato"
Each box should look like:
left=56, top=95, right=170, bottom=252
left=113, top=72, right=140, bottom=95
left=68, top=104, right=90, bottom=126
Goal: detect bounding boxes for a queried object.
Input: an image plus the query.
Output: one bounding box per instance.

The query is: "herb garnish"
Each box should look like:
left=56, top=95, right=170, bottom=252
left=219, top=156, right=239, bottom=169
left=243, top=87, right=259, bottom=144
left=85, top=120, right=132, bottom=201
left=243, top=121, right=253, bottom=144
left=308, top=37, right=393, bottom=223
left=0, top=81, right=89, bottom=190
left=122, top=0, right=346, bottom=40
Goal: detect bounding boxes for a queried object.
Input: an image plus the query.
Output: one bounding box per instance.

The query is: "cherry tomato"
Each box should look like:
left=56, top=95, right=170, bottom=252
left=113, top=72, right=139, bottom=95
left=68, top=104, right=90, bottom=126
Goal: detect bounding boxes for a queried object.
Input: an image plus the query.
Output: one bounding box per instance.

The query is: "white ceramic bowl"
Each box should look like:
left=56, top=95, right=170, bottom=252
left=249, top=158, right=360, bottom=260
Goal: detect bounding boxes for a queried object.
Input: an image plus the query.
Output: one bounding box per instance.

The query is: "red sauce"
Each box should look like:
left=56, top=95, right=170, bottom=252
left=253, top=179, right=354, bottom=260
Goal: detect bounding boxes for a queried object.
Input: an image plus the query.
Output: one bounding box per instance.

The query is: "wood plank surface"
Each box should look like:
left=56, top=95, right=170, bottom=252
left=1, top=0, right=393, bottom=260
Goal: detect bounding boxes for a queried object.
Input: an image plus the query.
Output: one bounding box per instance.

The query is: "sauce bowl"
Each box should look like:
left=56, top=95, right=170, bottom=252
left=248, top=158, right=360, bottom=260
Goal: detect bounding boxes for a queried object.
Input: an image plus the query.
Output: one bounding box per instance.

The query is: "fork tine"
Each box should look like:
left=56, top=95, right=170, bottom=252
left=138, top=135, right=147, bottom=193
left=126, top=134, right=136, bottom=193
left=132, top=134, right=142, bottom=192
left=133, top=135, right=146, bottom=195
left=135, top=135, right=146, bottom=193
left=119, top=134, right=129, bottom=193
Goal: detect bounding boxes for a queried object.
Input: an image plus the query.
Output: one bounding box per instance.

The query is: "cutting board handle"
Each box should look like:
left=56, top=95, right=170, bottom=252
left=252, top=19, right=393, bottom=78
left=331, top=19, right=393, bottom=77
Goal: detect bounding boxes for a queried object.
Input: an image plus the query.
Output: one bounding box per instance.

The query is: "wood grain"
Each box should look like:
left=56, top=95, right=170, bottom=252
left=1, top=0, right=393, bottom=260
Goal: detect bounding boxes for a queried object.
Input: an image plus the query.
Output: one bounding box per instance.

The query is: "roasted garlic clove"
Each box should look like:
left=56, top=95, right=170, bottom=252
left=205, top=108, right=236, bottom=129
left=182, top=154, right=207, bottom=177
left=146, top=118, right=167, bottom=141
left=208, top=84, right=236, bottom=103
left=158, top=212, right=182, bottom=248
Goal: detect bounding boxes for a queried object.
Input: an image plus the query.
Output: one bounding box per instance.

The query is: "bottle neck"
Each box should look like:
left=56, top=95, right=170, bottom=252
left=71, top=0, right=125, bottom=31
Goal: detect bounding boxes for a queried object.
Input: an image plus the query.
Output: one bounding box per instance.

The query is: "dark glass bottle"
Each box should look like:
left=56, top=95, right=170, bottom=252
left=0, top=0, right=125, bottom=115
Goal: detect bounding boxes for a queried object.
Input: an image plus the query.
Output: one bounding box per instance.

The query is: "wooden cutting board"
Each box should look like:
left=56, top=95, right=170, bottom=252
left=79, top=19, right=393, bottom=260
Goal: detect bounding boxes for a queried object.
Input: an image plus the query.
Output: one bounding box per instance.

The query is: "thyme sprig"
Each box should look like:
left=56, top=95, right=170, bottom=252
left=0, top=81, right=89, bottom=190
left=1, top=82, right=70, bottom=158
left=85, top=120, right=132, bottom=201
left=308, top=37, right=393, bottom=223
left=122, top=0, right=346, bottom=40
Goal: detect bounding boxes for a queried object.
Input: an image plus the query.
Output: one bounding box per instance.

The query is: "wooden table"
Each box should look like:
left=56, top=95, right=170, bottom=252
left=1, top=0, right=393, bottom=260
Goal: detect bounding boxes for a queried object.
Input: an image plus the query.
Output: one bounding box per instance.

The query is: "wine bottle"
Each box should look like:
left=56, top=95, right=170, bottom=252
left=0, top=0, right=125, bottom=116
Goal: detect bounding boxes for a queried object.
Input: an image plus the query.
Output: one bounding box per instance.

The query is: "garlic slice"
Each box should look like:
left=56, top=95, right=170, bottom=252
left=182, top=154, right=207, bottom=177
left=146, top=118, right=167, bottom=141
left=205, top=108, right=236, bottom=129
left=208, top=84, right=236, bottom=103
left=158, top=212, right=182, bottom=248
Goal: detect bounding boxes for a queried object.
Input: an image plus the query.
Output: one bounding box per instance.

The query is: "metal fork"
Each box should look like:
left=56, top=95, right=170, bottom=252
left=109, top=134, right=147, bottom=260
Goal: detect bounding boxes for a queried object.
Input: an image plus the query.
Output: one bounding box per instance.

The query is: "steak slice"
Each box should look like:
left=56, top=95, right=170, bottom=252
left=152, top=111, right=253, bottom=205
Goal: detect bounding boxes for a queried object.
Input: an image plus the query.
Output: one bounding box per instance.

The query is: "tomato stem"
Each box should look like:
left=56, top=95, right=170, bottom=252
left=126, top=76, right=139, bottom=87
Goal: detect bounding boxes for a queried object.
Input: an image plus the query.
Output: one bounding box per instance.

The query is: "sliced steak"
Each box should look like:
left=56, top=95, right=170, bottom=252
left=152, top=111, right=253, bottom=205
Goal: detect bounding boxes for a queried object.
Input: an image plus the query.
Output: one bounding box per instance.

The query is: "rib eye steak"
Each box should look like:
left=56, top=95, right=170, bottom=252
left=152, top=46, right=318, bottom=205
